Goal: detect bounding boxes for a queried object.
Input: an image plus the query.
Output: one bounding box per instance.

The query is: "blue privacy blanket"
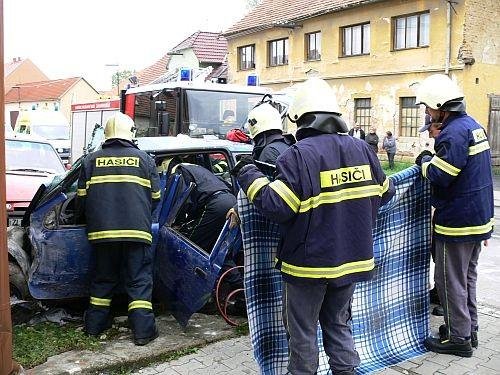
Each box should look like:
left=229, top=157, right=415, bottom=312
left=237, top=166, right=430, bottom=374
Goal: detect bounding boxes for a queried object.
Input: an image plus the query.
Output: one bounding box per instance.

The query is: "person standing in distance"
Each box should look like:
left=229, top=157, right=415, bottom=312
left=76, top=113, right=161, bottom=346
left=365, top=126, right=379, bottom=154
left=232, top=78, right=395, bottom=375
left=348, top=122, right=365, bottom=140
left=415, top=74, right=494, bottom=357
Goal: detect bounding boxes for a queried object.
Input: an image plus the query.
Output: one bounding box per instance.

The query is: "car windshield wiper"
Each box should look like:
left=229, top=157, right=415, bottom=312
left=8, top=168, right=55, bottom=174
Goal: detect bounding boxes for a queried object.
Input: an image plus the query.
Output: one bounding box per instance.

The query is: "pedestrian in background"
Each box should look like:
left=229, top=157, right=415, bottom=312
left=382, top=131, right=397, bottom=169
left=232, top=78, right=395, bottom=375
left=365, top=126, right=379, bottom=154
left=415, top=74, right=494, bottom=357
left=348, top=122, right=365, bottom=140
left=76, top=113, right=161, bottom=346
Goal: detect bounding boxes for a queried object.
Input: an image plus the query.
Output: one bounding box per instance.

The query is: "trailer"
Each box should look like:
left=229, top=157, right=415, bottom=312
left=70, top=99, right=120, bottom=162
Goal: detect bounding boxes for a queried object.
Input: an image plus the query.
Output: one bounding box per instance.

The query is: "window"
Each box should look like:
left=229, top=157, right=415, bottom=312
left=305, top=32, right=321, bottom=60
left=268, top=38, right=289, bottom=66
left=342, top=23, right=370, bottom=56
left=238, top=45, right=255, bottom=70
left=400, top=97, right=420, bottom=137
left=393, top=12, right=429, bottom=50
left=354, top=98, right=372, bottom=131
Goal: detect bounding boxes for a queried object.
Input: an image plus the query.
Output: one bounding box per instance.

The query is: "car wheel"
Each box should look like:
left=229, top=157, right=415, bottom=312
left=9, top=261, right=29, bottom=300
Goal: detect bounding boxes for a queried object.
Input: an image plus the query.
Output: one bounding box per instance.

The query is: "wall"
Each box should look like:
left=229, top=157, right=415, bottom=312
left=459, top=0, right=500, bottom=127
left=225, top=0, right=499, bottom=153
left=59, top=79, right=100, bottom=122
left=167, top=49, right=200, bottom=71
left=4, top=59, right=48, bottom=92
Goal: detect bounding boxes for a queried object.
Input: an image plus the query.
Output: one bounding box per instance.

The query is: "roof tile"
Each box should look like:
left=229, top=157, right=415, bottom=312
left=224, top=0, right=378, bottom=36
left=5, top=77, right=81, bottom=103
left=170, top=31, right=228, bottom=63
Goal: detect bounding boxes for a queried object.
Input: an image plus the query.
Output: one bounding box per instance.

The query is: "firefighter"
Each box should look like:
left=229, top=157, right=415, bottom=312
left=170, top=161, right=237, bottom=252
left=226, top=99, right=295, bottom=228
left=232, top=78, right=395, bottom=375
left=415, top=74, right=494, bottom=356
left=76, top=113, right=161, bottom=346
left=247, top=99, right=295, bottom=164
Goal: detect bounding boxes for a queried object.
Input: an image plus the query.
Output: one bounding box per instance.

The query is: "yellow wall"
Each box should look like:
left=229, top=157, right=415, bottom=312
left=226, top=0, right=499, bottom=153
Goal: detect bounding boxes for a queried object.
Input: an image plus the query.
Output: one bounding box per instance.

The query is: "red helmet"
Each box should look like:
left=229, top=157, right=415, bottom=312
left=226, top=128, right=251, bottom=143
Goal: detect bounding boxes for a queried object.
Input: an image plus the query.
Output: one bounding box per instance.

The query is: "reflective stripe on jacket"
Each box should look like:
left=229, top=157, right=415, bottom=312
left=421, top=112, right=494, bottom=242
left=77, top=139, right=161, bottom=244
left=238, top=133, right=395, bottom=286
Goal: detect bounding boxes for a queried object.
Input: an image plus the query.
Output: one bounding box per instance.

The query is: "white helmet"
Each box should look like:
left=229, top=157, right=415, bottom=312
left=246, top=102, right=283, bottom=139
left=104, top=113, right=136, bottom=141
left=415, top=74, right=465, bottom=111
left=287, top=78, right=341, bottom=123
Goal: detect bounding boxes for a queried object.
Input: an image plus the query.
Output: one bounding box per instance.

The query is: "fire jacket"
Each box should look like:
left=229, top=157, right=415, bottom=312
left=172, top=163, right=232, bottom=219
left=421, top=112, right=494, bottom=242
left=237, top=133, right=395, bottom=286
left=77, top=139, right=161, bottom=244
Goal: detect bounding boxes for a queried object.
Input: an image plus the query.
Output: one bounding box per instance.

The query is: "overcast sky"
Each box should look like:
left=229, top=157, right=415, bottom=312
left=4, top=0, right=249, bottom=91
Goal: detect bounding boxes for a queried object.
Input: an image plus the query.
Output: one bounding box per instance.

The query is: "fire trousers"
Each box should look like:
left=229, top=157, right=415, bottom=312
left=84, top=241, right=156, bottom=340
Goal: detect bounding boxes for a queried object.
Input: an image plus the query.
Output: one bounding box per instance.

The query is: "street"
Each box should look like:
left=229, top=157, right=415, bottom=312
left=476, top=203, right=500, bottom=309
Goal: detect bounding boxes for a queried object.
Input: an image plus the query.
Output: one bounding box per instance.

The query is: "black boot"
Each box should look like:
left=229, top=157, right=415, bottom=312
left=134, top=326, right=159, bottom=346
left=424, top=336, right=472, bottom=357
left=440, top=325, right=478, bottom=349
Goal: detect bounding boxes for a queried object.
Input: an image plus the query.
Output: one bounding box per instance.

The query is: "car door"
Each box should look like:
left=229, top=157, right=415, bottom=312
left=27, top=164, right=94, bottom=299
left=153, top=172, right=242, bottom=327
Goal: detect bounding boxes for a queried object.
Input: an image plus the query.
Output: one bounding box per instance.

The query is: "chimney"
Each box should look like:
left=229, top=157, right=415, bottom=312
left=12, top=57, right=16, bottom=62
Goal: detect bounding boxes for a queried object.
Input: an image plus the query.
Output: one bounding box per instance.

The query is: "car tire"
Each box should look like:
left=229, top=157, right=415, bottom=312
left=9, top=261, right=29, bottom=300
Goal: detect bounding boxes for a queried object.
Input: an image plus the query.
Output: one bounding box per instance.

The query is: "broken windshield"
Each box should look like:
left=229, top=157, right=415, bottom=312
left=185, top=89, right=264, bottom=138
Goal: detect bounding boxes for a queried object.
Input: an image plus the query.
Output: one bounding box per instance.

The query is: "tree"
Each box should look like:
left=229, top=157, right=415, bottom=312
left=111, top=70, right=134, bottom=88
left=246, top=0, right=263, bottom=11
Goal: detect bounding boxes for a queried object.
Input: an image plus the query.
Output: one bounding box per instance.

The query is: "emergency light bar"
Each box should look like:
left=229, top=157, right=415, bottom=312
left=247, top=74, right=259, bottom=86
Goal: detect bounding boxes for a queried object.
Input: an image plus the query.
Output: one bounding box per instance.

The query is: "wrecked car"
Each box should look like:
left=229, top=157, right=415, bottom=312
left=8, top=134, right=252, bottom=326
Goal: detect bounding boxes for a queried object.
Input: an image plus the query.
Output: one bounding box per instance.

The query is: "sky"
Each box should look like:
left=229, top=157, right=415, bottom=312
left=4, top=0, right=249, bottom=91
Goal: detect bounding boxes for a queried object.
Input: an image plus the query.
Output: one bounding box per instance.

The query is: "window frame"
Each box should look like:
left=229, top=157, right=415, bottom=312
left=341, top=22, right=370, bottom=57
left=354, top=98, right=372, bottom=132
left=237, top=44, right=255, bottom=71
left=392, top=11, right=430, bottom=50
left=305, top=31, right=321, bottom=61
left=399, top=97, right=421, bottom=137
left=268, top=38, right=289, bottom=67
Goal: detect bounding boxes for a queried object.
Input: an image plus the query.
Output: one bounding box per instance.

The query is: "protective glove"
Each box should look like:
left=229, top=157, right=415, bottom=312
left=415, top=150, right=434, bottom=166
left=230, top=155, right=255, bottom=176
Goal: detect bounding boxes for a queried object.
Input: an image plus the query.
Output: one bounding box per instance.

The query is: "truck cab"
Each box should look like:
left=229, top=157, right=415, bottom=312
left=122, top=81, right=271, bottom=139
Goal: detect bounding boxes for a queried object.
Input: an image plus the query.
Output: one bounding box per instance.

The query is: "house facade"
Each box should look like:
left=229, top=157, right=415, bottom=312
left=4, top=77, right=100, bottom=127
left=224, top=0, right=500, bottom=157
left=4, top=57, right=48, bottom=93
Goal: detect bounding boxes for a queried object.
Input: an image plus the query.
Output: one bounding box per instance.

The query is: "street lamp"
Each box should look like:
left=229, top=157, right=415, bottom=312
left=105, top=63, right=120, bottom=96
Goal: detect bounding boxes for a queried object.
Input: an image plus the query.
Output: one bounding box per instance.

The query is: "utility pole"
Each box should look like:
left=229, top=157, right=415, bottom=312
left=0, top=1, right=20, bottom=373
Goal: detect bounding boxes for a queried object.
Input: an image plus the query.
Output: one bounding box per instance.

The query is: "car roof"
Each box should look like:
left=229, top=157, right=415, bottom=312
left=6, top=133, right=54, bottom=144
left=136, top=135, right=253, bottom=154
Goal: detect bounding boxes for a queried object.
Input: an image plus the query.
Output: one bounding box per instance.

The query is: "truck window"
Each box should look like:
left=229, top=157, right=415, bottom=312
left=133, top=93, right=177, bottom=137
left=185, top=90, right=261, bottom=138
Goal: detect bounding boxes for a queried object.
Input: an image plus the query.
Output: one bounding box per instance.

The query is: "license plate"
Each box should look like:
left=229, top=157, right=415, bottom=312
left=8, top=218, right=22, bottom=226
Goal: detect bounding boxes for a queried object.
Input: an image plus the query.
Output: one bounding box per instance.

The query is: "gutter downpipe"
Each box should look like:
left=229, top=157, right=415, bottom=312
left=445, top=0, right=452, bottom=75
left=0, top=1, right=19, bottom=373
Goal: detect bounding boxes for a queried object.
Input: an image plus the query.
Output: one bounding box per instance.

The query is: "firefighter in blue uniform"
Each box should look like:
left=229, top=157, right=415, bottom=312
left=226, top=99, right=295, bottom=228
left=415, top=74, right=494, bottom=357
left=232, top=78, right=395, bottom=375
left=247, top=98, right=295, bottom=164
left=76, top=113, right=161, bottom=346
left=170, top=162, right=236, bottom=252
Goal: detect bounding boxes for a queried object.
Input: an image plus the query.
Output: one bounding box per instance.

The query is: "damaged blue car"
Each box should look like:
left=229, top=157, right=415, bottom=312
left=8, top=133, right=251, bottom=327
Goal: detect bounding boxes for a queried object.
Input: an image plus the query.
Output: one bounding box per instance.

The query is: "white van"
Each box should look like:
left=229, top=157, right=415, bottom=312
left=14, top=110, right=71, bottom=163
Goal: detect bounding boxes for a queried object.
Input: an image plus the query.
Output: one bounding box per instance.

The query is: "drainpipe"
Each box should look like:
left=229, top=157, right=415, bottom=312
left=0, top=0, right=17, bottom=373
left=445, top=0, right=452, bottom=75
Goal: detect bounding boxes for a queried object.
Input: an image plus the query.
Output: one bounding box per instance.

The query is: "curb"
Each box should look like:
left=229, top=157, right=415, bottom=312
left=28, top=314, right=244, bottom=375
